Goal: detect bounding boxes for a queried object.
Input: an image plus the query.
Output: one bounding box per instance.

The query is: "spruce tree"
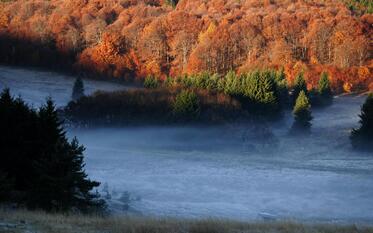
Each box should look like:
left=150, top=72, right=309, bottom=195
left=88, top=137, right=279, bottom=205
left=291, top=90, right=313, bottom=132
left=318, top=72, right=332, bottom=103
left=30, top=99, right=102, bottom=211
left=144, top=75, right=159, bottom=89
left=172, top=90, right=200, bottom=122
left=243, top=71, right=279, bottom=114
left=292, top=72, right=307, bottom=104
left=350, top=93, right=373, bottom=151
left=275, top=69, right=289, bottom=108
left=72, top=77, right=85, bottom=101
left=224, top=70, right=240, bottom=95
left=0, top=90, right=104, bottom=212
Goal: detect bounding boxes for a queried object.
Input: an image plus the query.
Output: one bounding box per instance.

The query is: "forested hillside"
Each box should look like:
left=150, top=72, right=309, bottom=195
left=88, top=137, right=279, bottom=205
left=0, top=0, right=372, bottom=92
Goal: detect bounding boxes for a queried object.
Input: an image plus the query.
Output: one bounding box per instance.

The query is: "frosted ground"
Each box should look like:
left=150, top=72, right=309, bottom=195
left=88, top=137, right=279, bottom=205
left=1, top=66, right=372, bottom=224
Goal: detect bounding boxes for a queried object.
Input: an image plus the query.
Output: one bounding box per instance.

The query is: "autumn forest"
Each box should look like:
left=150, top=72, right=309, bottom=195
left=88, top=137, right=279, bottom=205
left=0, top=0, right=372, bottom=93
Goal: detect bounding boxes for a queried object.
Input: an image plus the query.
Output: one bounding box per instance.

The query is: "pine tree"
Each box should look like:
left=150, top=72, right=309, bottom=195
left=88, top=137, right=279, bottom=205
left=30, top=99, right=103, bottom=211
left=144, top=75, right=159, bottom=89
left=30, top=137, right=103, bottom=212
left=318, top=72, right=332, bottom=102
left=72, top=77, right=85, bottom=101
left=292, top=72, right=307, bottom=104
left=38, top=98, right=65, bottom=150
left=0, top=90, right=104, bottom=212
left=224, top=70, right=240, bottom=95
left=242, top=71, right=280, bottom=114
left=172, top=90, right=200, bottom=122
left=275, top=69, right=289, bottom=108
left=350, top=93, right=373, bottom=151
left=292, top=90, right=313, bottom=132
left=0, top=89, right=39, bottom=192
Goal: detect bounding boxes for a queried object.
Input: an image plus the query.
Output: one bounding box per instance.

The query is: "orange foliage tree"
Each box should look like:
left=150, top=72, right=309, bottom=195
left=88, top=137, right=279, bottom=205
left=0, top=0, right=371, bottom=91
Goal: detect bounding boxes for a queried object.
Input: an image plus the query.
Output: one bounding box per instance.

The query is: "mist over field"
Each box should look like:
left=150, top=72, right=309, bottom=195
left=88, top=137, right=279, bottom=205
left=0, top=66, right=128, bottom=107
left=1, top=66, right=373, bottom=224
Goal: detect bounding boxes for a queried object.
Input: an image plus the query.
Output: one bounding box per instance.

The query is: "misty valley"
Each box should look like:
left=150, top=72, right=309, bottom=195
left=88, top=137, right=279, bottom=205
left=1, top=65, right=372, bottom=225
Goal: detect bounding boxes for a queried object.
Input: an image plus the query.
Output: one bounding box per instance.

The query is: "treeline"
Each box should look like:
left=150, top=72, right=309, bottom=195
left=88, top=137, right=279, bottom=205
left=0, top=89, right=105, bottom=212
left=65, top=72, right=372, bottom=151
left=145, top=70, right=333, bottom=109
left=65, top=69, right=333, bottom=128
left=65, top=87, right=247, bottom=126
left=145, top=70, right=286, bottom=115
left=0, top=35, right=74, bottom=71
left=345, top=0, right=373, bottom=14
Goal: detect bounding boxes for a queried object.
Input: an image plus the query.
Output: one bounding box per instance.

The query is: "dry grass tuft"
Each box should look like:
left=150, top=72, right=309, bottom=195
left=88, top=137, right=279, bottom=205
left=0, top=209, right=372, bottom=233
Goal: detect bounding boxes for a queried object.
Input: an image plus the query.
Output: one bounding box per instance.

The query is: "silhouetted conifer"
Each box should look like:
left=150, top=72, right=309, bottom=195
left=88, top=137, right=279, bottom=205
left=0, top=89, right=104, bottom=212
left=350, top=93, right=373, bottom=151
left=72, top=77, right=85, bottom=101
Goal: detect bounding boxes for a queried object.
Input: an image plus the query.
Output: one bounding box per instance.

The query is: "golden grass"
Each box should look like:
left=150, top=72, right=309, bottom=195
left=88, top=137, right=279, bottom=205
left=0, top=209, right=372, bottom=233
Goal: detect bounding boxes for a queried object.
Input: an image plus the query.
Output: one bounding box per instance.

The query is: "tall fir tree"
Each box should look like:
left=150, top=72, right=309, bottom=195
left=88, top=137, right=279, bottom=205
left=243, top=71, right=280, bottom=114
left=72, top=77, right=85, bottom=101
left=275, top=68, right=289, bottom=108
left=0, top=89, right=104, bottom=212
left=350, top=93, right=373, bottom=151
left=291, top=90, right=313, bottom=132
left=292, top=72, right=307, bottom=104
left=224, top=70, right=240, bottom=95
left=318, top=72, right=332, bottom=103
left=172, top=90, right=200, bottom=122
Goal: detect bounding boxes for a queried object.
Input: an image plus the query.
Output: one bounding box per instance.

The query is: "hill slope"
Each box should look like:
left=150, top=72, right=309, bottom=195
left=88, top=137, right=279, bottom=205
left=0, top=0, right=372, bottom=92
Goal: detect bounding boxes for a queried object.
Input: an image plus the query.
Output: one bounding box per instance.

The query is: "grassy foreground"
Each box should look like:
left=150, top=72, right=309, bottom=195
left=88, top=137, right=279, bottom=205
left=0, top=209, right=372, bottom=233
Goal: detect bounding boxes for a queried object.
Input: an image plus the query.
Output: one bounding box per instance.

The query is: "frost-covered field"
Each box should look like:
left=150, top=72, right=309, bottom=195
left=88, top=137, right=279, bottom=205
left=0, top=66, right=127, bottom=107
left=1, top=66, right=372, bottom=224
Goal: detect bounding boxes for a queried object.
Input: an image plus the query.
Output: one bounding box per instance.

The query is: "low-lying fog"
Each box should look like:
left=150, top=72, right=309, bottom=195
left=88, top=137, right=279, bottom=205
left=1, top=66, right=372, bottom=224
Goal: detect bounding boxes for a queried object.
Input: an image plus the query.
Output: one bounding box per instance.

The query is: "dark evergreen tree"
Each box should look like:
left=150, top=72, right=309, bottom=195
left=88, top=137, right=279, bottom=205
left=274, top=68, right=289, bottom=108
left=144, top=75, right=159, bottom=89
left=291, top=90, right=313, bottom=132
left=242, top=71, right=280, bottom=114
left=0, top=171, right=13, bottom=202
left=172, top=90, right=200, bottom=121
left=72, top=76, right=85, bottom=101
left=292, top=72, right=307, bottom=104
left=0, top=89, right=39, bottom=192
left=318, top=72, right=333, bottom=104
left=223, top=70, right=240, bottom=95
left=350, top=93, right=373, bottom=151
left=0, top=89, right=104, bottom=212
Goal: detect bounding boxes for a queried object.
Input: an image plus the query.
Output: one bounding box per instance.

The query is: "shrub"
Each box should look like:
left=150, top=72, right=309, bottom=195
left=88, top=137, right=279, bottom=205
left=172, top=90, right=201, bottom=121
